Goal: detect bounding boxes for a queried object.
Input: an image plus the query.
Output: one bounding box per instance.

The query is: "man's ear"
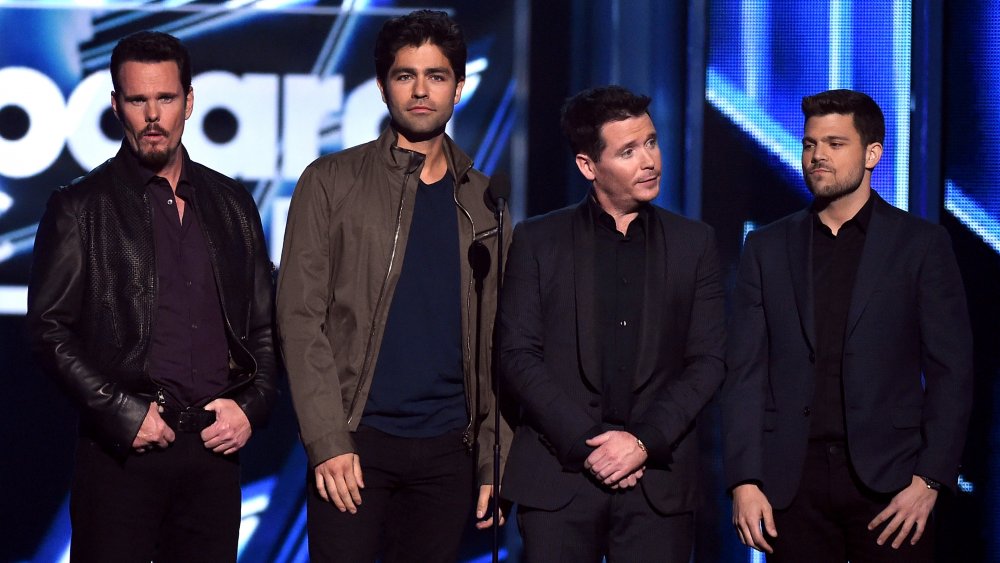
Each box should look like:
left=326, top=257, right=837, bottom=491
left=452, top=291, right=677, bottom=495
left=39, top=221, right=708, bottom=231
left=184, top=87, right=194, bottom=120
left=376, top=79, right=387, bottom=104
left=453, top=77, right=465, bottom=106
left=110, top=91, right=120, bottom=121
left=865, top=141, right=883, bottom=170
left=575, top=153, right=597, bottom=181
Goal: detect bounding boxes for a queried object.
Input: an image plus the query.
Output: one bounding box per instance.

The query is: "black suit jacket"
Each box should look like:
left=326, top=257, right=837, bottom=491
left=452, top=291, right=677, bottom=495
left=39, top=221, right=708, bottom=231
left=499, top=198, right=726, bottom=513
left=721, top=192, right=973, bottom=509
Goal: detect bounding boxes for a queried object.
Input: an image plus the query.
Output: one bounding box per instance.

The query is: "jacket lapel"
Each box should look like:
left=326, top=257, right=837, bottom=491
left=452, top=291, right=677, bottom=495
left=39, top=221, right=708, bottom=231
left=845, top=193, right=898, bottom=340
left=633, top=209, right=668, bottom=390
left=572, top=200, right=602, bottom=390
left=787, top=209, right=816, bottom=354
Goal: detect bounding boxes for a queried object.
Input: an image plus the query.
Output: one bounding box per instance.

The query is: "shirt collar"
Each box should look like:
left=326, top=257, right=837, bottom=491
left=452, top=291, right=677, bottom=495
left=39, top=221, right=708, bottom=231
left=812, top=191, right=874, bottom=235
left=587, top=192, right=650, bottom=234
left=118, top=141, right=193, bottom=191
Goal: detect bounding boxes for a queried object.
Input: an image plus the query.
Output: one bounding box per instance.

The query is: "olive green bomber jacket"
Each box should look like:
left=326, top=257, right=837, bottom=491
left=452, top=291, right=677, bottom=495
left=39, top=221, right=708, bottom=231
left=276, top=128, right=511, bottom=485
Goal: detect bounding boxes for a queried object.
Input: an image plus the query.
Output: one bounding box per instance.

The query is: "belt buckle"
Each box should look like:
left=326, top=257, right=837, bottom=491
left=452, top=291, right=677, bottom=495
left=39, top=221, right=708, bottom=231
left=176, top=409, right=214, bottom=432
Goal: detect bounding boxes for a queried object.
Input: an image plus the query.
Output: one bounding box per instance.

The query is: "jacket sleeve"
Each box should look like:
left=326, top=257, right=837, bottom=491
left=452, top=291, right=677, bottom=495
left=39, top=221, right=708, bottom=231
left=719, top=231, right=769, bottom=490
left=276, top=163, right=354, bottom=468
left=230, top=193, right=279, bottom=429
left=913, top=226, right=974, bottom=492
left=499, top=222, right=598, bottom=470
left=627, top=226, right=727, bottom=466
left=475, top=205, right=515, bottom=485
left=26, top=190, right=148, bottom=453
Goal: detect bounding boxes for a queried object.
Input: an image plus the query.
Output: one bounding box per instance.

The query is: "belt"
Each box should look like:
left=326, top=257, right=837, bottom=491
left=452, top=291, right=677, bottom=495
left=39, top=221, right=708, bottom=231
left=161, top=409, right=216, bottom=433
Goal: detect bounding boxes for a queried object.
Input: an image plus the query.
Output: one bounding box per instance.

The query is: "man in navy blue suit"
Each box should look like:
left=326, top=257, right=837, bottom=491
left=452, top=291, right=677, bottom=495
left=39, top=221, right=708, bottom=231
left=499, top=86, right=726, bottom=562
left=722, top=89, right=973, bottom=562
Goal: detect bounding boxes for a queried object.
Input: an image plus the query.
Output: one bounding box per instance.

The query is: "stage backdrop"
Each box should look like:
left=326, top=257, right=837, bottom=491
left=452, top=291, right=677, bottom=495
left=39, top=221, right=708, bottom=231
left=3, top=1, right=999, bottom=562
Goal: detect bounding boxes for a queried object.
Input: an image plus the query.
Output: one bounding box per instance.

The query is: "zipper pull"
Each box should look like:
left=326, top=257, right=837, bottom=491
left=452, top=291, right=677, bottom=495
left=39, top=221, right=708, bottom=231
left=156, top=388, right=167, bottom=407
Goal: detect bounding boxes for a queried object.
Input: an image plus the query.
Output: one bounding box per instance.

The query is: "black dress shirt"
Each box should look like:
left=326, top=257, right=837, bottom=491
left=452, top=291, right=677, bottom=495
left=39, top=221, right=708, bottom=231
left=809, top=194, right=874, bottom=441
left=120, top=146, right=230, bottom=409
left=592, top=198, right=648, bottom=426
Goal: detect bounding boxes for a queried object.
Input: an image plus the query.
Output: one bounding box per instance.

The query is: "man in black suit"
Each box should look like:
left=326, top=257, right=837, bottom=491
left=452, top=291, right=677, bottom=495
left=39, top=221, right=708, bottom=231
left=499, top=85, right=726, bottom=562
left=722, top=89, right=973, bottom=562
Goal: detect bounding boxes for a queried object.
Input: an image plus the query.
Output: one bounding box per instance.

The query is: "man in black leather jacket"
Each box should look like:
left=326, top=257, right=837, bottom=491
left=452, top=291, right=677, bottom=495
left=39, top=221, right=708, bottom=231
left=26, top=31, right=277, bottom=563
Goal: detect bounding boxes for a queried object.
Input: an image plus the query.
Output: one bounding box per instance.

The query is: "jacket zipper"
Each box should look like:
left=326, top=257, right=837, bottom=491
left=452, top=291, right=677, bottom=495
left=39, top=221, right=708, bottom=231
left=346, top=158, right=416, bottom=425
left=452, top=162, right=478, bottom=448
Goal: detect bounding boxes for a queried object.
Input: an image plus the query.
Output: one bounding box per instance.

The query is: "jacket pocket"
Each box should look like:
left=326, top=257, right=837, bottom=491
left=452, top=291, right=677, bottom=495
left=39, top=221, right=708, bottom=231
left=891, top=406, right=923, bottom=429
left=100, top=302, right=122, bottom=349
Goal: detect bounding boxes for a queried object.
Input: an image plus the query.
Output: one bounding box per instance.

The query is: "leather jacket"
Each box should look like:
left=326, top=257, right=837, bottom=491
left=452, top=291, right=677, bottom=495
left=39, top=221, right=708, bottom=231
left=27, top=145, right=278, bottom=455
left=277, top=128, right=511, bottom=484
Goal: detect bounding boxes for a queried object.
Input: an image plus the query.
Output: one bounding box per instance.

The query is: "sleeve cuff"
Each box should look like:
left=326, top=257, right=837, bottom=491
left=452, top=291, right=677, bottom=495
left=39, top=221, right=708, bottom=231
left=560, top=424, right=603, bottom=471
left=628, top=423, right=672, bottom=467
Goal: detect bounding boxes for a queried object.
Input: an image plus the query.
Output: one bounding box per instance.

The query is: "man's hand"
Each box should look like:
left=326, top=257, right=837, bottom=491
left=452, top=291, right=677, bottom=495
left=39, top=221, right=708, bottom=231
left=610, top=466, right=646, bottom=490
left=868, top=475, right=938, bottom=548
left=315, top=453, right=365, bottom=514
left=132, top=402, right=176, bottom=452
left=201, top=398, right=252, bottom=455
left=475, top=484, right=507, bottom=529
left=732, top=483, right=776, bottom=554
left=584, top=430, right=648, bottom=487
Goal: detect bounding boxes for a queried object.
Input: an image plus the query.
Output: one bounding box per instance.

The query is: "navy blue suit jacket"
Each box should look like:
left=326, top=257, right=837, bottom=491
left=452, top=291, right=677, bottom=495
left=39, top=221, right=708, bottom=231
left=721, top=192, right=973, bottom=509
left=499, top=198, right=726, bottom=513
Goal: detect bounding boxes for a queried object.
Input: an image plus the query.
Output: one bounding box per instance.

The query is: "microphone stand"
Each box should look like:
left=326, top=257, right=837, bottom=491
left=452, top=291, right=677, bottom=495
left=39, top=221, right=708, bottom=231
left=492, top=196, right=506, bottom=563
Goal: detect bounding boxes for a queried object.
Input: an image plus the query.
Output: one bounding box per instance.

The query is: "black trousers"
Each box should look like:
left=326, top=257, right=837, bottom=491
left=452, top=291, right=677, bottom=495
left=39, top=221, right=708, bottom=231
left=307, top=426, right=475, bottom=563
left=517, top=477, right=694, bottom=563
left=768, top=441, right=934, bottom=563
left=69, top=432, right=241, bottom=563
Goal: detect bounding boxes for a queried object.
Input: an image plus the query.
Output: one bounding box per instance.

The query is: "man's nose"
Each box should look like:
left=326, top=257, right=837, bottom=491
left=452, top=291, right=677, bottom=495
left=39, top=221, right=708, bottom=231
left=412, top=77, right=428, bottom=98
left=145, top=101, right=159, bottom=122
left=640, top=147, right=657, bottom=168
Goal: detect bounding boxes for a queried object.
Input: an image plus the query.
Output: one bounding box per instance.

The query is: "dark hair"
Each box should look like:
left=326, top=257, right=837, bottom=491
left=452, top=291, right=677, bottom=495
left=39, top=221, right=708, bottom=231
left=801, top=89, right=885, bottom=147
left=110, top=31, right=192, bottom=95
left=374, top=10, right=467, bottom=84
left=560, top=86, right=652, bottom=161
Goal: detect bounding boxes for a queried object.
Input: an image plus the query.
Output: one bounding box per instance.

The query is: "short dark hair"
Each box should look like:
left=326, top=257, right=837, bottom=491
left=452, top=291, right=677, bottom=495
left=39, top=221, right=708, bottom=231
left=560, top=86, right=652, bottom=161
left=110, top=31, right=192, bottom=96
left=374, top=10, right=467, bottom=84
left=801, top=89, right=885, bottom=147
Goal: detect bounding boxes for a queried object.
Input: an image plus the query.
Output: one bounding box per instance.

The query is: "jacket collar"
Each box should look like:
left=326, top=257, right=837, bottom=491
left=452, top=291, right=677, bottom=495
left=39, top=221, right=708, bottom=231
left=375, top=127, right=474, bottom=184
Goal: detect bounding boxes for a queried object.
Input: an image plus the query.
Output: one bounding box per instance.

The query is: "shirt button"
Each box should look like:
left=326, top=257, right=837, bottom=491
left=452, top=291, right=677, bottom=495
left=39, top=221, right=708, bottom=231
left=186, top=281, right=192, bottom=287
left=620, top=320, right=627, bottom=327
left=167, top=199, right=174, bottom=205
left=803, top=407, right=811, bottom=417
left=191, top=323, right=198, bottom=329
left=621, top=277, right=629, bottom=285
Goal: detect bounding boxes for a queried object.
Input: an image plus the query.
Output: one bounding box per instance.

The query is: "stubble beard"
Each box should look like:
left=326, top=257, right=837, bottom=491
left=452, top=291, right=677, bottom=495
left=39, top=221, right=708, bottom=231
left=805, top=159, right=866, bottom=202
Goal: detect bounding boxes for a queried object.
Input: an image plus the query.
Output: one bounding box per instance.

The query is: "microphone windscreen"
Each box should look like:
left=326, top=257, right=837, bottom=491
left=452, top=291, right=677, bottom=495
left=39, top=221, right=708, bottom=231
left=487, top=172, right=511, bottom=206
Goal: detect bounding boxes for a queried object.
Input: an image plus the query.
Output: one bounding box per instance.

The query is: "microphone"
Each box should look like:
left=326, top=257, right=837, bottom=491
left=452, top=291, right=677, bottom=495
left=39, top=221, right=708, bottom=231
left=485, top=172, right=511, bottom=214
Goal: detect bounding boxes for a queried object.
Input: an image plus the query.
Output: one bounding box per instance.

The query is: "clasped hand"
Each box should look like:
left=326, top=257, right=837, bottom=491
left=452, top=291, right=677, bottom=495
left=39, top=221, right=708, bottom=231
left=583, top=430, right=648, bottom=489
